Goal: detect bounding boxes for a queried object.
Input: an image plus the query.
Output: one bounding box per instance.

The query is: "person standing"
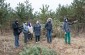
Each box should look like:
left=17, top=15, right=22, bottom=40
left=33, top=21, right=41, bottom=43
left=12, top=20, right=20, bottom=48
left=45, top=18, right=53, bottom=43
left=28, top=22, right=33, bottom=40
left=63, top=17, right=71, bottom=44
left=22, top=22, right=29, bottom=44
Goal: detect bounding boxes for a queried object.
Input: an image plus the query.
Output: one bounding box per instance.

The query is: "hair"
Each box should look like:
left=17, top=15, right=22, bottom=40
left=36, top=20, right=39, bottom=24
left=47, top=18, right=52, bottom=23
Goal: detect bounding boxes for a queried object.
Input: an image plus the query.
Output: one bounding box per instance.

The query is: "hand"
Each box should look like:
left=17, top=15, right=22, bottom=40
left=74, top=20, right=78, bottom=23
left=65, top=32, right=66, bottom=34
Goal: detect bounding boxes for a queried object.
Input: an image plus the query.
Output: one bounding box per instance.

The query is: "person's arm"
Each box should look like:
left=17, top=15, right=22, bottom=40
left=45, top=23, right=47, bottom=29
left=51, top=24, right=53, bottom=32
left=62, top=23, right=66, bottom=32
left=68, top=22, right=73, bottom=25
left=13, top=23, right=18, bottom=29
left=68, top=20, right=78, bottom=25
left=33, top=26, right=35, bottom=32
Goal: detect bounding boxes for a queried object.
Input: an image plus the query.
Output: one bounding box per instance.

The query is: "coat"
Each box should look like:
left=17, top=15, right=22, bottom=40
left=28, top=26, right=33, bottom=34
left=23, top=23, right=29, bottom=33
left=12, top=21, right=19, bottom=35
left=33, top=23, right=41, bottom=36
left=45, top=21, right=52, bottom=31
left=63, top=21, right=70, bottom=32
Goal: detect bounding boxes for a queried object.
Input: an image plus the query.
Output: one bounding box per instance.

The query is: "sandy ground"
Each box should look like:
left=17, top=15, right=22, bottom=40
left=0, top=33, right=85, bottom=55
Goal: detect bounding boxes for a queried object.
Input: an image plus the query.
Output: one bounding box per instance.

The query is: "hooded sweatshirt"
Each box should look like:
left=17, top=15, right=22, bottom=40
left=28, top=23, right=33, bottom=34
left=23, top=23, right=29, bottom=33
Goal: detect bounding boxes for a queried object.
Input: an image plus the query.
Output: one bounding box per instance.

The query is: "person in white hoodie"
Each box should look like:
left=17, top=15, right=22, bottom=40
left=28, top=22, right=33, bottom=40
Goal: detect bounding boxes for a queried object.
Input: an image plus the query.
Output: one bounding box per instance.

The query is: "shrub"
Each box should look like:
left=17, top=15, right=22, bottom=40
left=19, top=45, right=57, bottom=55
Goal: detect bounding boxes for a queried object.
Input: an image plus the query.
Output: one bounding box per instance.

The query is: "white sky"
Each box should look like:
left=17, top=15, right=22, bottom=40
left=6, top=0, right=73, bottom=12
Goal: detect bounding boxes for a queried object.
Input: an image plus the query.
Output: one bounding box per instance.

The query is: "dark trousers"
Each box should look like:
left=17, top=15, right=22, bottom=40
left=14, top=34, right=19, bottom=47
left=47, top=30, right=52, bottom=43
left=28, top=33, right=33, bottom=40
left=35, top=35, right=40, bottom=42
left=24, top=33, right=28, bottom=43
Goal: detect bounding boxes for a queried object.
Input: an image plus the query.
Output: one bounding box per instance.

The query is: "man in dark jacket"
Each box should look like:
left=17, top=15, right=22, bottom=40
left=34, top=21, right=41, bottom=43
left=45, top=18, right=52, bottom=43
left=12, top=20, right=20, bottom=48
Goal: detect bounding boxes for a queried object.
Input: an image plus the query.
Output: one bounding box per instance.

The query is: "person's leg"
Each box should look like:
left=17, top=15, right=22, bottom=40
left=24, top=33, right=28, bottom=44
left=49, top=31, right=52, bottom=43
left=17, top=35, right=19, bottom=46
left=30, top=33, right=33, bottom=40
left=29, top=33, right=31, bottom=40
left=24, top=33, right=26, bottom=43
left=14, top=35, right=17, bottom=47
left=65, top=32, right=67, bottom=44
left=28, top=33, right=30, bottom=40
left=35, top=36, right=37, bottom=42
left=38, top=35, right=40, bottom=41
left=14, top=35, right=19, bottom=48
left=47, top=31, right=49, bottom=43
left=68, top=32, right=71, bottom=44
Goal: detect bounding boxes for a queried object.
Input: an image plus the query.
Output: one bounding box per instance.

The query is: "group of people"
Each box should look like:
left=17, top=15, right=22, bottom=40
left=12, top=17, right=71, bottom=48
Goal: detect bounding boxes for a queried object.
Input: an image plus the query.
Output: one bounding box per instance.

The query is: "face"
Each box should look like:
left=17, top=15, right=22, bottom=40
left=16, top=21, right=18, bottom=24
left=36, top=21, right=39, bottom=24
left=66, top=19, right=68, bottom=22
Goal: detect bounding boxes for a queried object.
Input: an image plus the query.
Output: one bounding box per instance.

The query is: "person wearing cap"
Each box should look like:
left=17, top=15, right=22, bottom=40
left=12, top=20, right=20, bottom=48
left=45, top=18, right=53, bottom=43
left=22, top=22, right=29, bottom=44
left=33, top=21, right=41, bottom=43
left=63, top=17, right=71, bottom=44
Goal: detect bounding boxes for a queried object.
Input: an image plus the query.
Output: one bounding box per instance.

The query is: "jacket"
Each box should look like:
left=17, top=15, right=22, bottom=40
left=23, top=23, right=29, bottom=33
left=63, top=21, right=70, bottom=32
left=33, top=23, right=41, bottom=36
left=45, top=21, right=52, bottom=31
left=12, top=21, right=19, bottom=35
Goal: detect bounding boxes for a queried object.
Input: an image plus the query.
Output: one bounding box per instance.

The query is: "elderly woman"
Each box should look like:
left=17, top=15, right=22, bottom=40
left=33, top=21, right=41, bottom=43
left=45, top=18, right=53, bottom=43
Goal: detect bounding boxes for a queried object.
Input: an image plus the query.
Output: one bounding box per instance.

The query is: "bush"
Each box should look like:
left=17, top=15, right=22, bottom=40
left=19, top=45, right=57, bottom=55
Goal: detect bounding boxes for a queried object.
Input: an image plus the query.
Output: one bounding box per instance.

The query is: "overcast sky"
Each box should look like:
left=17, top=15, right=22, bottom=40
left=6, top=0, right=73, bottom=12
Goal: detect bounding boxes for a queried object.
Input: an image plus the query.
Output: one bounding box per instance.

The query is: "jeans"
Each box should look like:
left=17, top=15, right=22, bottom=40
left=14, top=34, right=19, bottom=48
left=24, top=33, right=28, bottom=43
left=35, top=35, right=40, bottom=42
left=65, top=32, right=71, bottom=44
left=47, top=30, right=52, bottom=43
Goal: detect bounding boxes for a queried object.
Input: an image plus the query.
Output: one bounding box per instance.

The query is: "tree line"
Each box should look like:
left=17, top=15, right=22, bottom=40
left=0, top=0, right=85, bottom=34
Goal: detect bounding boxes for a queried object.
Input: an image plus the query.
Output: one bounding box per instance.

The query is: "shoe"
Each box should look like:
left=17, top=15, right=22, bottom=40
left=15, top=46, right=19, bottom=48
left=36, top=42, right=37, bottom=43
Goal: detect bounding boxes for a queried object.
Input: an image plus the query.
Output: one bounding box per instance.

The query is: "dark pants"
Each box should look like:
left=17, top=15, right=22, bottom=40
left=24, top=33, right=28, bottom=43
left=35, top=35, right=40, bottom=42
left=28, top=33, right=33, bottom=40
left=14, top=34, right=19, bottom=48
left=47, top=30, right=52, bottom=43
